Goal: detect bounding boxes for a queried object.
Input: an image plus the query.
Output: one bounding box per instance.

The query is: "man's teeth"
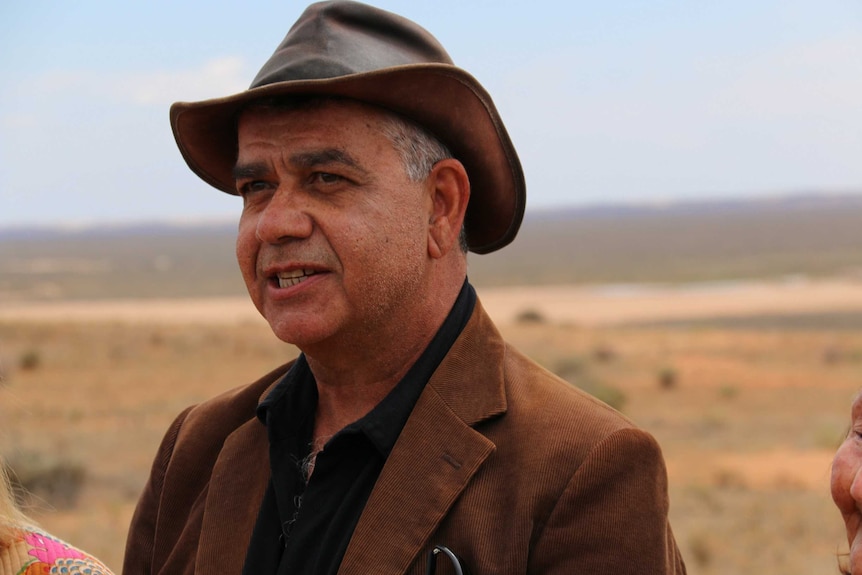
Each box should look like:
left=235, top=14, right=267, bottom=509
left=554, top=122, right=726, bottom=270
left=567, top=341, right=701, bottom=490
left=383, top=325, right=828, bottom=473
left=276, top=269, right=316, bottom=288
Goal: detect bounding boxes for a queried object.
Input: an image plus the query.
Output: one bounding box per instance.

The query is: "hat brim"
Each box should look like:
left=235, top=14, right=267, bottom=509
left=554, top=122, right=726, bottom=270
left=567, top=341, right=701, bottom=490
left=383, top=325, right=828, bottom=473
left=170, top=63, right=525, bottom=254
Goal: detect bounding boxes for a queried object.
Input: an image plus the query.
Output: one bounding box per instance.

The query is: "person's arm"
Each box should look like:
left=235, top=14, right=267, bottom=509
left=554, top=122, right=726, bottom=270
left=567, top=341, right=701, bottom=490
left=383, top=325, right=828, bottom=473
left=529, top=427, right=686, bottom=575
left=123, top=406, right=194, bottom=575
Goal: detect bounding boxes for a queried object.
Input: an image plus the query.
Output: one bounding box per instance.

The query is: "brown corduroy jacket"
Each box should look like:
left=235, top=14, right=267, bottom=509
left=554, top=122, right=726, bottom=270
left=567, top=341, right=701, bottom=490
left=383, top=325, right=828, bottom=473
left=123, top=301, right=686, bottom=575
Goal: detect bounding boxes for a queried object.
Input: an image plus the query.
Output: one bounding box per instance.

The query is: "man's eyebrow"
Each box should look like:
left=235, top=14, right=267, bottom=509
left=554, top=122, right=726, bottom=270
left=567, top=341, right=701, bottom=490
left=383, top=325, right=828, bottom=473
left=291, top=149, right=369, bottom=176
left=232, top=149, right=371, bottom=181
left=232, top=162, right=270, bottom=181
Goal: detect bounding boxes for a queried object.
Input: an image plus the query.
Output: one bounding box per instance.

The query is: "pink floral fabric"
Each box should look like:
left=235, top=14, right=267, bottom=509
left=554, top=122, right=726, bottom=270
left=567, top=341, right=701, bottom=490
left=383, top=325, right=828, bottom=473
left=0, top=528, right=113, bottom=575
left=25, top=531, right=85, bottom=564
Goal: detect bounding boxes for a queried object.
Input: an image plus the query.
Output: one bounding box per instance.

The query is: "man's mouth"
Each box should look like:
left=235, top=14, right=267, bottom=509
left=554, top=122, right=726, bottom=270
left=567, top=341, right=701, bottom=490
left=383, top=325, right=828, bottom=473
left=276, top=269, right=319, bottom=288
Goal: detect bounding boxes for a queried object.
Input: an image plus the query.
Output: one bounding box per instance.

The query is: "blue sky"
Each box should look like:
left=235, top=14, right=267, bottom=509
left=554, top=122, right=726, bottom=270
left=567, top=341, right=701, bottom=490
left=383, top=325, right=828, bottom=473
left=1, top=0, right=860, bottom=227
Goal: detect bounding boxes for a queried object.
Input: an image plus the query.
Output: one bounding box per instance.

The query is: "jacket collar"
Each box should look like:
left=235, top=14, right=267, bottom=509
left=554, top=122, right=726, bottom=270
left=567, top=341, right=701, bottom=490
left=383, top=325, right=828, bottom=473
left=337, top=299, right=507, bottom=574
left=195, top=298, right=507, bottom=574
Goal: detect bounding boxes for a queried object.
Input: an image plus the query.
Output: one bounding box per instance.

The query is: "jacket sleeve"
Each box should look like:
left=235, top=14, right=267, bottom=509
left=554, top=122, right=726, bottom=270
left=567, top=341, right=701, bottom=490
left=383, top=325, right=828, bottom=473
left=529, top=427, right=686, bottom=575
left=123, top=406, right=195, bottom=575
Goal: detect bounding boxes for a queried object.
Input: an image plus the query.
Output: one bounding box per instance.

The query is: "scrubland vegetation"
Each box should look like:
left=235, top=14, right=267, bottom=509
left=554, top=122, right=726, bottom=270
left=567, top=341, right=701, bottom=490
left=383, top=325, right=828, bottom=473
left=2, top=194, right=861, bottom=573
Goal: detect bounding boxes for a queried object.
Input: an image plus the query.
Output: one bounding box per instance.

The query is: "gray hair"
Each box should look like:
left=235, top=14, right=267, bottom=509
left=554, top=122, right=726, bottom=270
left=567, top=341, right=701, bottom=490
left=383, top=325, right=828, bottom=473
left=377, top=114, right=451, bottom=181
left=376, top=113, right=468, bottom=253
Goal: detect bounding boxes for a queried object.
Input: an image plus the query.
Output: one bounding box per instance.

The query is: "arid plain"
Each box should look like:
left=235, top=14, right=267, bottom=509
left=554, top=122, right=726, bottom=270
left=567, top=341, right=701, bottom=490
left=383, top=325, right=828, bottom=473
left=2, top=195, right=862, bottom=574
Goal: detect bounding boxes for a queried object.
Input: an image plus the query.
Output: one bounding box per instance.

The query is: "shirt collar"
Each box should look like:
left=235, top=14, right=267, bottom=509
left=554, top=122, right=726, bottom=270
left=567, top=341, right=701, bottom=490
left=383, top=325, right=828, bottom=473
left=257, top=279, right=476, bottom=457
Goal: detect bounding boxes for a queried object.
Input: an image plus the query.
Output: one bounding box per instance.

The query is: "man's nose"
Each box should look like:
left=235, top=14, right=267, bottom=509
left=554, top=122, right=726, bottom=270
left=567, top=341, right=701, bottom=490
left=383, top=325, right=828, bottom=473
left=255, top=186, right=314, bottom=244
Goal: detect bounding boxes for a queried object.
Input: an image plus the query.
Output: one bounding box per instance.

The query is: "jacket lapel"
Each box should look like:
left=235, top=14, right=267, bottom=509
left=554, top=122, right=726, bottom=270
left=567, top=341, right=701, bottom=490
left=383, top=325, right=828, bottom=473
left=338, top=301, right=508, bottom=575
left=195, top=403, right=271, bottom=573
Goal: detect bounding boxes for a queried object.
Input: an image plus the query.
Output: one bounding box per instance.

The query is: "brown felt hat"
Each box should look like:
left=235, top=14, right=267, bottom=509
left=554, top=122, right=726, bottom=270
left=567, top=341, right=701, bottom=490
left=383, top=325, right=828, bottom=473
left=170, top=0, right=525, bottom=254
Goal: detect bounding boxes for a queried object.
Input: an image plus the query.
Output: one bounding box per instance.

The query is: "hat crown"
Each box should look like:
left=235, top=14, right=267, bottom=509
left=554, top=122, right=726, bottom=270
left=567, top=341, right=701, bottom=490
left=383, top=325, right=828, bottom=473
left=252, top=1, right=454, bottom=88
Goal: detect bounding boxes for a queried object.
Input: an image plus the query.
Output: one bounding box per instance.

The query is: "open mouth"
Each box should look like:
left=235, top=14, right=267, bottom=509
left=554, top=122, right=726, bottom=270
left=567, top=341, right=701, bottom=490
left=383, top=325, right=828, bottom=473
left=275, top=269, right=319, bottom=288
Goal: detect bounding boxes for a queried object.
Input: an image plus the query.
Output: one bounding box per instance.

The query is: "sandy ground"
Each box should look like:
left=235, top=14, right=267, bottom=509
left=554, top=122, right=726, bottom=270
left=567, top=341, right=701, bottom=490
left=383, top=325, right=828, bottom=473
left=2, top=278, right=862, bottom=326
left=665, top=448, right=836, bottom=490
left=2, top=278, right=860, bottom=573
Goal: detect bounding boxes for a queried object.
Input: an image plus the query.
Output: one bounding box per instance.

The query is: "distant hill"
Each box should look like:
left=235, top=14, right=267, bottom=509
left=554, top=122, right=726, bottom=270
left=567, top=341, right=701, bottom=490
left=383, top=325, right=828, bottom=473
left=1, top=193, right=861, bottom=301
left=469, top=193, right=862, bottom=286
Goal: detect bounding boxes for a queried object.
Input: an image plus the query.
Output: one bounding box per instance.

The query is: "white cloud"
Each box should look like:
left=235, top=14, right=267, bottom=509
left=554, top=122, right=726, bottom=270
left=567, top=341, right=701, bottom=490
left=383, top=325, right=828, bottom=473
left=0, top=112, right=39, bottom=130
left=118, top=57, right=250, bottom=105
left=3, top=57, right=250, bottom=109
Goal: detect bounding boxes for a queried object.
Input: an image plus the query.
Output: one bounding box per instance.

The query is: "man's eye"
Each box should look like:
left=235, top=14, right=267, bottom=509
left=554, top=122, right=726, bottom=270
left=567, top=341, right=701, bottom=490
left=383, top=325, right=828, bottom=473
left=238, top=180, right=270, bottom=196
left=314, top=172, right=342, bottom=184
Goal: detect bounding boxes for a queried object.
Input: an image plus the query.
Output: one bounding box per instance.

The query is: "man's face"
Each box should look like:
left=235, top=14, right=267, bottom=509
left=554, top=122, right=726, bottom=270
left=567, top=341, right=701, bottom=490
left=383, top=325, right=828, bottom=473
left=234, top=100, right=433, bottom=350
left=832, top=391, right=862, bottom=574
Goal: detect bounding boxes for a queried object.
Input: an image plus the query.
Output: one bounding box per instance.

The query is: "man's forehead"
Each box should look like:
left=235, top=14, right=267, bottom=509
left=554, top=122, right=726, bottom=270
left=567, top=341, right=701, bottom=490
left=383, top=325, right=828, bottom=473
left=236, top=101, right=393, bottom=150
left=233, top=102, right=400, bottom=177
left=236, top=98, right=403, bottom=153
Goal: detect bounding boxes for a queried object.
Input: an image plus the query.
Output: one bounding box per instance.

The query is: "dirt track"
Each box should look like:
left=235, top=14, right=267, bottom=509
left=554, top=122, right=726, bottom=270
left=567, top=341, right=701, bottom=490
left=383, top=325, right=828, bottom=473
left=3, top=278, right=862, bottom=326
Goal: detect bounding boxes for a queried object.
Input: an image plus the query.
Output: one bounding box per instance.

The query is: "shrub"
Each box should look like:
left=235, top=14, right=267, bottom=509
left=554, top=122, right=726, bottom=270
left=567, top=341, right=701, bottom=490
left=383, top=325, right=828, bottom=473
left=553, top=355, right=627, bottom=411
left=18, top=350, right=42, bottom=371
left=577, top=378, right=627, bottom=411
left=553, top=357, right=585, bottom=380
left=688, top=532, right=714, bottom=568
left=515, top=308, right=546, bottom=324
left=718, top=383, right=739, bottom=400
left=658, top=366, right=678, bottom=390
left=592, top=344, right=618, bottom=363
left=5, top=451, right=87, bottom=509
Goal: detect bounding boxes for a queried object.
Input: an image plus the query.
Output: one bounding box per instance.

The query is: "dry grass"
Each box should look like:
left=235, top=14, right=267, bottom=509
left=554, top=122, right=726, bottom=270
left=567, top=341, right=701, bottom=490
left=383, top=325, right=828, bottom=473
left=1, top=289, right=860, bottom=573
left=0, top=320, right=297, bottom=567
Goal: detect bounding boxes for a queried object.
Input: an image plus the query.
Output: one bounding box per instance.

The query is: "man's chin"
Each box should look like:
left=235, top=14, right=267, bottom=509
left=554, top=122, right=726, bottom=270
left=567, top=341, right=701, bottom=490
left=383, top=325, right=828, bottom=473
left=265, top=315, right=332, bottom=349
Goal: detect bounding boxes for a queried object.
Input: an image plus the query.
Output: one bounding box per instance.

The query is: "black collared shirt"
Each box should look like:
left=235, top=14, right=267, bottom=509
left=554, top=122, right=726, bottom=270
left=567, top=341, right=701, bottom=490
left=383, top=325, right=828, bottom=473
left=243, top=281, right=476, bottom=575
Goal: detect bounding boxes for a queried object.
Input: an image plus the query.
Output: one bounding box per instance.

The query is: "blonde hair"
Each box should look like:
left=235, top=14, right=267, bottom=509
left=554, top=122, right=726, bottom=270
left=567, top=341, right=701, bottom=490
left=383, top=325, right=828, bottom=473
left=0, top=458, right=30, bottom=549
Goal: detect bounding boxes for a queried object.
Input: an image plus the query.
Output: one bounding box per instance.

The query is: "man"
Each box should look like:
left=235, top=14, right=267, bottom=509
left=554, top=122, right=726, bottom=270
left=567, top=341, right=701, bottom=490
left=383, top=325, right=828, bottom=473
left=124, top=2, right=687, bottom=574
left=832, top=389, right=862, bottom=574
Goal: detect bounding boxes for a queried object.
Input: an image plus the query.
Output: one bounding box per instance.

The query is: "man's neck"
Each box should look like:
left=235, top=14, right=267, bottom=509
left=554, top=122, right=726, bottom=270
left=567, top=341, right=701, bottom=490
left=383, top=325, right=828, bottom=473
left=304, top=272, right=466, bottom=439
left=304, top=314, right=439, bottom=438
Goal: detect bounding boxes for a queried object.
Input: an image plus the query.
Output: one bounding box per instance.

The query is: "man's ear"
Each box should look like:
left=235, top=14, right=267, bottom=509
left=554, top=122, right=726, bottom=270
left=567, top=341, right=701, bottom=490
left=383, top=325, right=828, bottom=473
left=426, top=158, right=470, bottom=259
